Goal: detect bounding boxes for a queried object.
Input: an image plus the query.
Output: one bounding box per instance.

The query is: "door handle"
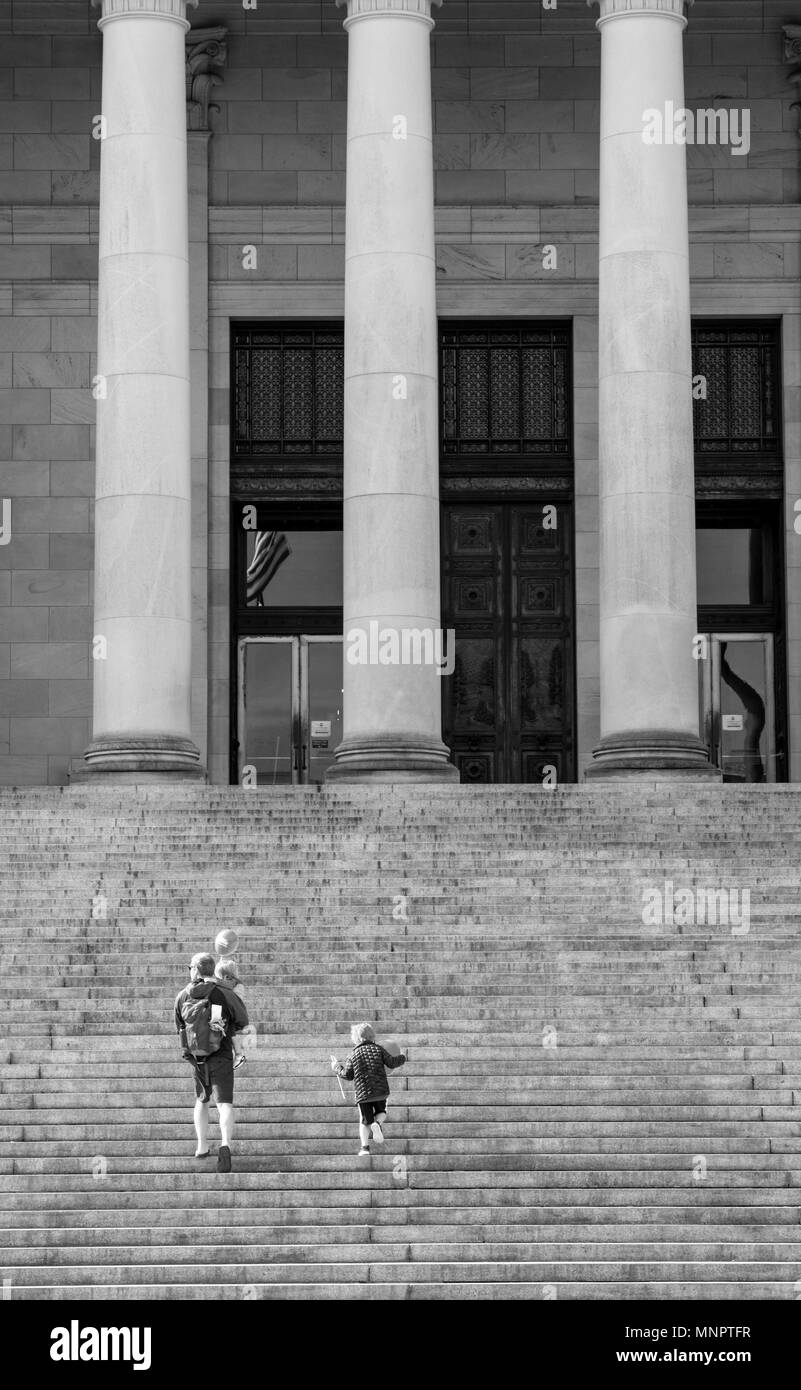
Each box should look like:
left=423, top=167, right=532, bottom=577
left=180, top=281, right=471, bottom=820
left=301, top=743, right=307, bottom=772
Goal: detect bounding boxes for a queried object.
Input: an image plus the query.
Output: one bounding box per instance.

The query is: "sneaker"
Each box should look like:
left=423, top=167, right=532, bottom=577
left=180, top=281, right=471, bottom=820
left=233, top=1055, right=246, bottom=1071
left=358, top=1146, right=370, bottom=1156
left=216, top=1145, right=232, bottom=1173
left=370, top=1120, right=384, bottom=1145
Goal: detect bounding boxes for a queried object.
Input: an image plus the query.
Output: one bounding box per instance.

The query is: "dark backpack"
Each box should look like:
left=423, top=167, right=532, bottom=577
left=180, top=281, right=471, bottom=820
left=180, top=982, right=227, bottom=1058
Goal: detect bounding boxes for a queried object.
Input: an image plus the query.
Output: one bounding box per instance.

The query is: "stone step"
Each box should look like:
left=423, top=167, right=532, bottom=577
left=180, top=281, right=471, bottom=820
left=9, top=1036, right=801, bottom=1057
left=3, top=1099, right=800, bottom=1133
left=1, top=1121, right=796, bottom=1140
left=5, top=1239, right=801, bottom=1268
left=3, top=1147, right=800, bottom=1173
left=6, top=1072, right=793, bottom=1094
left=2, top=1165, right=798, bottom=1189
left=3, top=972, right=792, bottom=986
left=3, top=1072, right=797, bottom=1093
left=0, top=1137, right=797, bottom=1159
left=5, top=1185, right=797, bottom=1213
left=5, top=1049, right=794, bottom=1068
left=11, top=1016, right=800, bottom=1035
left=143, top=972, right=794, bottom=984
left=7, top=1281, right=796, bottom=1301
left=17, top=998, right=785, bottom=1013
left=5, top=1081, right=798, bottom=1112
left=5, top=1260, right=800, bottom=1288
left=4, top=1218, right=801, bottom=1242
left=2, top=1202, right=797, bottom=1225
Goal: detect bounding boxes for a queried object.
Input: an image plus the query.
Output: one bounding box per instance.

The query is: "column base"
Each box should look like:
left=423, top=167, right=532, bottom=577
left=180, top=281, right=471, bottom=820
left=75, top=735, right=206, bottom=782
left=326, top=733, right=460, bottom=784
left=585, top=730, right=721, bottom=782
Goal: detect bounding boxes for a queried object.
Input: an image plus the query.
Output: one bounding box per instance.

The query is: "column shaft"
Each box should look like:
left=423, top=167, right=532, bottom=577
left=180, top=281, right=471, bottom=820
left=83, top=0, right=203, bottom=777
left=586, top=0, right=716, bottom=780
left=329, top=0, right=457, bottom=782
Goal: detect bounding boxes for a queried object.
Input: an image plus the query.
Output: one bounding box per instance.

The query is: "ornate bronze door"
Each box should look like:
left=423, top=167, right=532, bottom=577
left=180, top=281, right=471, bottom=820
left=442, top=504, right=575, bottom=783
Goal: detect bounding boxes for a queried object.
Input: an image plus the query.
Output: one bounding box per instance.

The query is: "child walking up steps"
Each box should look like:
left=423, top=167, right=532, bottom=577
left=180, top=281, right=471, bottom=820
left=330, top=1022, right=406, bottom=1156
left=214, top=957, right=257, bottom=1070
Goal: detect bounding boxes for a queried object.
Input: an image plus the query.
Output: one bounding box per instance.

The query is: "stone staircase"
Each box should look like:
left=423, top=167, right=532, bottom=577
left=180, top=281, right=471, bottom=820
left=1, top=783, right=800, bottom=1300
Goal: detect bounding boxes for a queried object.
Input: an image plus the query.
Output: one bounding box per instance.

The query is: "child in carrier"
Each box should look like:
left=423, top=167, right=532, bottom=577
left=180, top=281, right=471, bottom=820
left=330, top=1021, right=406, bottom=1156
left=215, top=957, right=257, bottom=1070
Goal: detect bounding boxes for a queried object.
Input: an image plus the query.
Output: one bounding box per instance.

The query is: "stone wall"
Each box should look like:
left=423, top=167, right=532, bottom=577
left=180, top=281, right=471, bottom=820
left=207, top=29, right=799, bottom=212
left=0, top=11, right=799, bottom=784
left=0, top=34, right=100, bottom=784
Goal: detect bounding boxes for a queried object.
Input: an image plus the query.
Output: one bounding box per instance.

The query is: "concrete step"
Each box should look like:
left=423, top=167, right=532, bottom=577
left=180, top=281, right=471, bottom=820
left=4, top=1172, right=800, bottom=1196
left=2, top=1203, right=797, bottom=1225
left=3, top=1103, right=800, bottom=1136
left=8, top=1281, right=798, bottom=1300
left=5, top=1219, right=801, bottom=1243
left=6, top=1239, right=801, bottom=1267
left=6, top=1260, right=800, bottom=1288
left=3, top=1151, right=801, bottom=1177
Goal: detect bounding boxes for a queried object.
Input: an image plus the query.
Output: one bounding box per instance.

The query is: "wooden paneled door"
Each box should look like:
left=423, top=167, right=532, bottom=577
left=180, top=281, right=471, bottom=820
left=441, top=503, right=575, bottom=783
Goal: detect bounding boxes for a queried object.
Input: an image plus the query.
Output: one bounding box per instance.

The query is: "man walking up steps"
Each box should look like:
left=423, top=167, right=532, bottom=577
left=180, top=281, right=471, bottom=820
left=174, top=952, right=250, bottom=1172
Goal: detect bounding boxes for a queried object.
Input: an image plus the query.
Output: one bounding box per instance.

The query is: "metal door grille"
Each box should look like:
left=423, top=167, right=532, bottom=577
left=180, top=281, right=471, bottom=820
left=233, top=327, right=344, bottom=457
left=692, top=324, right=780, bottom=456
left=440, top=327, right=571, bottom=456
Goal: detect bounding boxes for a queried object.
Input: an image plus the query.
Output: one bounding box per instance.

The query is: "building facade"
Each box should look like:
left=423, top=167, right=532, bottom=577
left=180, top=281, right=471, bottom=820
left=0, top=0, right=799, bottom=787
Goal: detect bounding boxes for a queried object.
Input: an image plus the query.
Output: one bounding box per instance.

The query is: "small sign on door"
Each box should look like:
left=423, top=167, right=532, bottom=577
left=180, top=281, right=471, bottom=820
left=722, top=714, right=744, bottom=732
left=312, top=721, right=331, bottom=738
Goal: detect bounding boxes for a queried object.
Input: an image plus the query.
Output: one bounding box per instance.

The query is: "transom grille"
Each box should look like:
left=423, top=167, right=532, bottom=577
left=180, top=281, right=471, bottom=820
left=233, top=323, right=573, bottom=462
left=233, top=327, right=344, bottom=457
left=233, top=324, right=780, bottom=465
left=440, top=327, right=571, bottom=457
left=692, top=324, right=780, bottom=456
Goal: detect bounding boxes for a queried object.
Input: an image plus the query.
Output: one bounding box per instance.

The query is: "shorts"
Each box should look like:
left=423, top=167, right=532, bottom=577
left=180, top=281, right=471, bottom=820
left=191, top=1052, right=234, bottom=1105
left=358, top=1099, right=388, bottom=1124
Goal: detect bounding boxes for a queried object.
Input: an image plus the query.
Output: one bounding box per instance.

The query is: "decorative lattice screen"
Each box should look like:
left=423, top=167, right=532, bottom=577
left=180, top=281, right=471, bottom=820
left=233, top=327, right=344, bottom=456
left=440, top=327, right=571, bottom=456
left=232, top=324, right=573, bottom=461
left=692, top=325, right=780, bottom=456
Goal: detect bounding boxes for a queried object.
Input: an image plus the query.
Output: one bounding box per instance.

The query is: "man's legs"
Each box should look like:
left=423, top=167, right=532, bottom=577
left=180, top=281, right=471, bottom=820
left=218, top=1102, right=235, bottom=1149
left=194, top=1099, right=210, bottom=1156
left=206, top=1055, right=236, bottom=1172
left=216, top=1103, right=234, bottom=1173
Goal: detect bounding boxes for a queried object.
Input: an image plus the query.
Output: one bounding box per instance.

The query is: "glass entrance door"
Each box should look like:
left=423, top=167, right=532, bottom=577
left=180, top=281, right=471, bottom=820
left=303, top=637, right=344, bottom=785
left=237, top=636, right=343, bottom=786
left=698, top=634, right=775, bottom=783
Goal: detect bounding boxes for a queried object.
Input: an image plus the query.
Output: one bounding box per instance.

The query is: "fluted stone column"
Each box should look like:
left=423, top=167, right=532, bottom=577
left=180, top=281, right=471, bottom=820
left=83, top=0, right=203, bottom=778
left=585, top=0, right=716, bottom=780
left=328, top=0, right=457, bottom=782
